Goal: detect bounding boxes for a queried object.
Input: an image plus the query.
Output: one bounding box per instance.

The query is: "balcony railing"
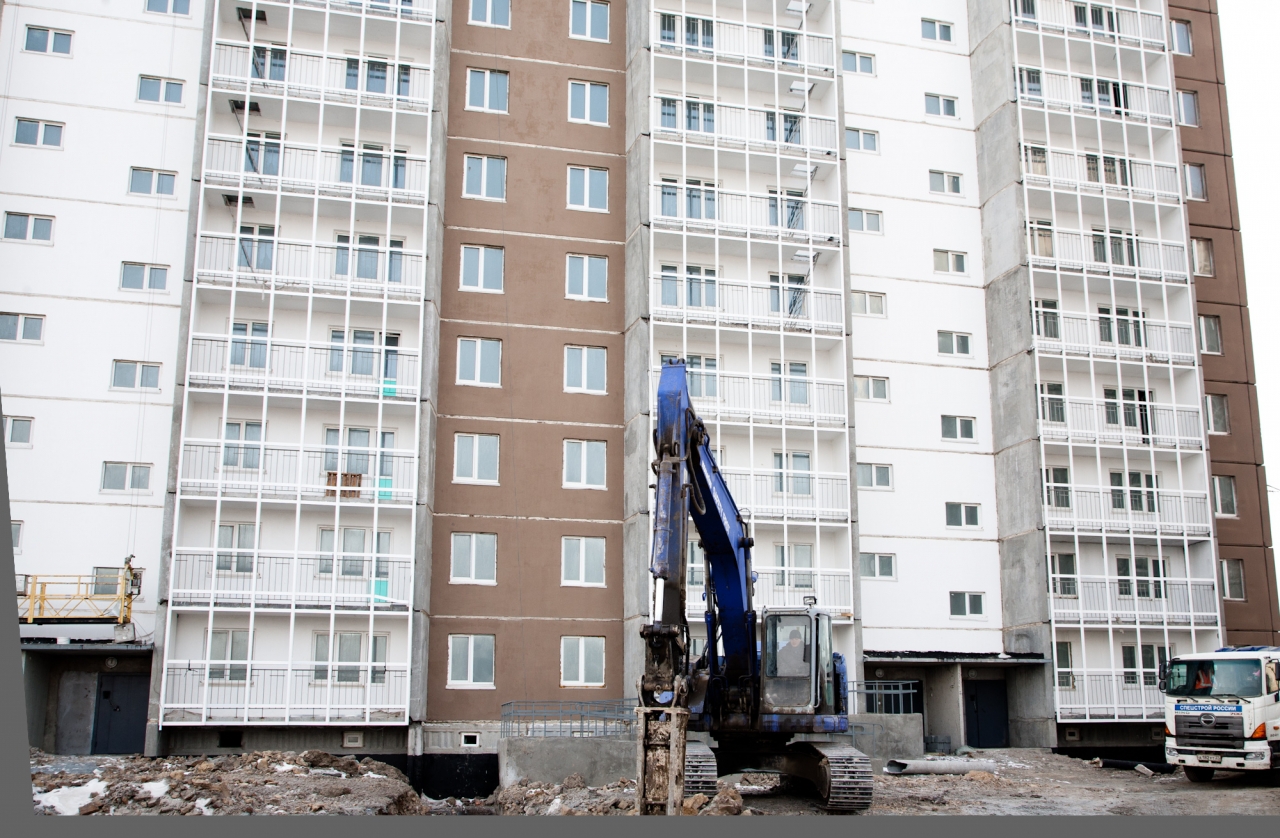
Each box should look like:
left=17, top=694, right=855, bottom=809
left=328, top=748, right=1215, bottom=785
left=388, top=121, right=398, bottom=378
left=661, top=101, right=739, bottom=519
left=1043, top=487, right=1211, bottom=535
left=650, top=275, right=843, bottom=334
left=1024, top=148, right=1180, bottom=201
left=161, top=662, right=408, bottom=724
left=1034, top=312, right=1196, bottom=365
left=651, top=12, right=836, bottom=73
left=187, top=334, right=420, bottom=400
left=1049, top=574, right=1219, bottom=626
left=650, top=370, right=846, bottom=426
left=169, top=550, right=412, bottom=609
left=651, top=98, right=838, bottom=153
left=292, top=0, right=435, bottom=21
left=196, top=234, right=424, bottom=298
left=1055, top=670, right=1165, bottom=721
left=651, top=185, right=842, bottom=242
left=210, top=42, right=432, bottom=111
left=687, top=565, right=852, bottom=615
left=1018, top=67, right=1173, bottom=124
left=1039, top=396, right=1203, bottom=449
left=1028, top=227, right=1188, bottom=282
left=720, top=469, right=850, bottom=520
left=178, top=440, right=417, bottom=505
left=204, top=135, right=428, bottom=203
left=1013, top=0, right=1167, bottom=49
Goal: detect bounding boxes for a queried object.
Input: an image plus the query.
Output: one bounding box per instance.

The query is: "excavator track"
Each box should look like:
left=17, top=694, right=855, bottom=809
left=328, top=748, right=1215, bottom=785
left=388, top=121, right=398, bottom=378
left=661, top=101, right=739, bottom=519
left=683, top=740, right=719, bottom=796
left=807, top=741, right=873, bottom=811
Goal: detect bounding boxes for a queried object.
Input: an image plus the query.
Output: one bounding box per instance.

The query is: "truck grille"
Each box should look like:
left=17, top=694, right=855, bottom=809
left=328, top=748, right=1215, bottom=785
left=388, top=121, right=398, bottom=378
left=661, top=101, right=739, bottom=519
left=1175, top=713, right=1244, bottom=748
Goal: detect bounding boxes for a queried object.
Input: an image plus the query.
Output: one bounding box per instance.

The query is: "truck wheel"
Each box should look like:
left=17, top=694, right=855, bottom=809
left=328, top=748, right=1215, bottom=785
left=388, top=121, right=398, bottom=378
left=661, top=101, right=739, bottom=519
left=1183, top=766, right=1215, bottom=783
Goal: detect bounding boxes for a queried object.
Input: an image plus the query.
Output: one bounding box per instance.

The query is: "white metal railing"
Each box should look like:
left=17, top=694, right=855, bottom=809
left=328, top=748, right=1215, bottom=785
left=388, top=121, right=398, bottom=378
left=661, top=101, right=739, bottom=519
left=1039, top=396, right=1202, bottom=449
left=719, top=470, right=850, bottom=520
left=161, top=662, right=408, bottom=724
left=1014, top=0, right=1167, bottom=48
left=1043, top=487, right=1211, bottom=535
left=651, top=12, right=836, bottom=72
left=1019, top=67, right=1173, bottom=123
left=687, top=565, right=852, bottom=614
left=649, top=370, right=846, bottom=426
left=1049, top=574, right=1219, bottom=626
left=651, top=98, right=839, bottom=152
left=204, top=135, right=429, bottom=201
left=1025, top=147, right=1180, bottom=200
left=195, top=234, right=424, bottom=297
left=178, top=440, right=417, bottom=504
left=292, top=0, right=436, bottom=21
left=1034, top=311, right=1196, bottom=364
left=186, top=334, right=420, bottom=400
left=1027, top=227, right=1188, bottom=281
left=169, top=550, right=412, bottom=608
left=650, top=275, right=843, bottom=334
left=1055, top=670, right=1166, bottom=721
left=651, top=185, right=842, bottom=241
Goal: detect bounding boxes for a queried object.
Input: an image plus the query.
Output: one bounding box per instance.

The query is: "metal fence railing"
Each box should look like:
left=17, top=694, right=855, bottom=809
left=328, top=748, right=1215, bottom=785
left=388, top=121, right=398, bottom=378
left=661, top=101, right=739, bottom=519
left=850, top=680, right=923, bottom=715
left=499, top=700, right=637, bottom=739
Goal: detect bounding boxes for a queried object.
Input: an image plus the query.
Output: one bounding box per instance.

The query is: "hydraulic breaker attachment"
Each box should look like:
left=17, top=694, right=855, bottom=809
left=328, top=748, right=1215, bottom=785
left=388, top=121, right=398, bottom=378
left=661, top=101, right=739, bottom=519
left=636, top=706, right=688, bottom=815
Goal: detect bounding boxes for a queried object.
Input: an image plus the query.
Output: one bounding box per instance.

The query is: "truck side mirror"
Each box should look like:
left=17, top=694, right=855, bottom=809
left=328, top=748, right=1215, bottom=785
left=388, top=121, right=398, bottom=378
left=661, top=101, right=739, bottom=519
left=1157, top=679, right=1167, bottom=693
left=1158, top=662, right=1169, bottom=680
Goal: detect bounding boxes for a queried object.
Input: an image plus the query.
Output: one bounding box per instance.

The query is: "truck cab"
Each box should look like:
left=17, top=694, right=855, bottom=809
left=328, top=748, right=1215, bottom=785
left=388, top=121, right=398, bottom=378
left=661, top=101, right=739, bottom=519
left=1160, top=646, right=1280, bottom=781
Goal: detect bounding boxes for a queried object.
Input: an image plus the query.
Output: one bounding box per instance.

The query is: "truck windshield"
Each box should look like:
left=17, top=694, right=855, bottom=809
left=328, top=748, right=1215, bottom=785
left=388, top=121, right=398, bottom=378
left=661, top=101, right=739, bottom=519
left=1165, top=659, right=1263, bottom=698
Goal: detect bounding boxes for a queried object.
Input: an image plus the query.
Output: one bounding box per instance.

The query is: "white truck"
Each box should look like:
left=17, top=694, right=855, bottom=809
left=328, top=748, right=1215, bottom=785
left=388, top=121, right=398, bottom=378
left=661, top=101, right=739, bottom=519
left=1160, top=646, right=1280, bottom=781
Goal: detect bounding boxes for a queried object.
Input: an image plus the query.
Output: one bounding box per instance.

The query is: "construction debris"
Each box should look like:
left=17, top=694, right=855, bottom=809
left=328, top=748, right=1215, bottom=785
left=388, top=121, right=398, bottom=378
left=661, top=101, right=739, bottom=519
left=884, top=758, right=999, bottom=775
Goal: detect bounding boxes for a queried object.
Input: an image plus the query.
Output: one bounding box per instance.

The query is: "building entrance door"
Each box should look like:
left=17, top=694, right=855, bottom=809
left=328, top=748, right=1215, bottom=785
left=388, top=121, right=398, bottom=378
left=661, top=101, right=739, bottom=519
left=963, top=679, right=1009, bottom=748
left=91, top=673, right=148, bottom=754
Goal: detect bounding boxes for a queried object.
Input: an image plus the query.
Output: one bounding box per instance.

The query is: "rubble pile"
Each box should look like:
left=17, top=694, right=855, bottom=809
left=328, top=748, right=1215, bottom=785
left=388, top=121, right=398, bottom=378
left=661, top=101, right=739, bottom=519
left=31, top=748, right=426, bottom=816
left=488, top=773, right=762, bottom=816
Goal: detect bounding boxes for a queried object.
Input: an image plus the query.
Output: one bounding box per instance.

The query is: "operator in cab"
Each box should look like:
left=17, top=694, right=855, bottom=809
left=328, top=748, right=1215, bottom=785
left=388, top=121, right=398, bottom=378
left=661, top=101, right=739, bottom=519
left=777, top=629, right=809, bottom=676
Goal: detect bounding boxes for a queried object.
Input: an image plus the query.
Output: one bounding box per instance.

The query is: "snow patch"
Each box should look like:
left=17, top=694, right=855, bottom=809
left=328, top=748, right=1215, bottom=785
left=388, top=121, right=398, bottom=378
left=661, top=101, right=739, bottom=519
left=141, top=780, right=169, bottom=800
left=32, top=779, right=108, bottom=815
left=365, top=773, right=386, bottom=779
left=273, top=763, right=302, bottom=773
left=194, top=798, right=212, bottom=815
left=545, top=797, right=564, bottom=816
left=308, top=767, right=345, bottom=777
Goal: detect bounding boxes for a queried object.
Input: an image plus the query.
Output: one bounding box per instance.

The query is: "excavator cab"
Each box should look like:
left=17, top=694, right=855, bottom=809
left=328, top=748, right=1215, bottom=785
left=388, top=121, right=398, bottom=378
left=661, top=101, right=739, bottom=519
left=760, top=607, right=838, bottom=715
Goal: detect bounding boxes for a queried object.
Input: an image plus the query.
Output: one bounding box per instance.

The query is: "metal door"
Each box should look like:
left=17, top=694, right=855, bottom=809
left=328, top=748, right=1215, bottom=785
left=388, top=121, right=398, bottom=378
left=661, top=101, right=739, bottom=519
left=963, top=679, right=1009, bottom=749
left=91, top=673, right=148, bottom=754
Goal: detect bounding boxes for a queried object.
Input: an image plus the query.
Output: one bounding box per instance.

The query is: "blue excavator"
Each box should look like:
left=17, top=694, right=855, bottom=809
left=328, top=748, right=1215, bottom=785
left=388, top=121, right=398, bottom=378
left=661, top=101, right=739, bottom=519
left=636, top=360, right=873, bottom=814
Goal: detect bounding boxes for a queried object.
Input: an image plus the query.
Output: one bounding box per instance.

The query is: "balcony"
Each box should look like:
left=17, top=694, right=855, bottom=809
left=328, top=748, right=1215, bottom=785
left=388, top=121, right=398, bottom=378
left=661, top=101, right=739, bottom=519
left=1018, top=67, right=1173, bottom=124
left=1034, top=312, right=1196, bottom=365
left=161, top=662, right=408, bottom=724
left=720, top=470, right=850, bottom=521
left=1023, top=147, right=1180, bottom=202
left=651, top=12, right=836, bottom=74
left=204, top=135, right=428, bottom=204
left=1039, top=396, right=1203, bottom=450
left=169, top=550, right=413, bottom=610
left=1013, top=0, right=1167, bottom=50
left=650, top=275, right=843, bottom=334
left=1049, top=574, right=1219, bottom=626
left=1055, top=670, right=1165, bottom=720
left=178, top=440, right=417, bottom=505
left=651, top=185, right=843, bottom=244
left=1043, top=487, right=1211, bottom=536
left=196, top=234, right=424, bottom=299
left=292, top=0, right=435, bottom=20
left=1028, top=228, right=1188, bottom=283
left=210, top=42, right=432, bottom=111
left=187, top=334, right=420, bottom=400
left=649, top=370, right=846, bottom=426
left=687, top=565, right=853, bottom=616
left=651, top=98, right=838, bottom=155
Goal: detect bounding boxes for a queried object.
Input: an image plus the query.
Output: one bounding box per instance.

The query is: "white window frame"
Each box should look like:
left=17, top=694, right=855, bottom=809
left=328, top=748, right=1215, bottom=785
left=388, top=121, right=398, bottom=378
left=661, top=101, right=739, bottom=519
left=0, top=313, right=45, bottom=342
left=11, top=521, right=22, bottom=554
left=111, top=360, right=162, bottom=391
left=850, top=291, right=885, bottom=317
left=937, top=330, right=972, bottom=356
left=853, top=375, right=889, bottom=401
left=13, top=118, right=62, bottom=149
left=137, top=75, right=184, bottom=105
left=1171, top=19, right=1193, bottom=55
left=1211, top=475, right=1238, bottom=518
left=848, top=208, right=882, bottom=233
left=4, top=416, right=34, bottom=447
left=23, top=26, right=72, bottom=56
left=925, top=93, right=958, bottom=118
left=120, top=262, right=169, bottom=292
left=567, top=165, right=609, bottom=212
left=463, top=154, right=507, bottom=201
left=859, top=552, right=896, bottom=580
left=566, top=254, right=608, bottom=301
left=949, top=591, right=985, bottom=618
left=456, top=337, right=503, bottom=388
left=1176, top=90, right=1199, bottom=127
left=145, top=0, right=192, bottom=16
left=466, top=68, right=509, bottom=114
left=1219, top=558, right=1245, bottom=601
left=3, top=213, right=53, bottom=244
left=921, top=18, right=953, bottom=42
left=101, top=462, right=151, bottom=493
left=1198, top=314, right=1222, bottom=355
left=929, top=170, right=963, bottom=195
left=1184, top=163, right=1207, bottom=201
left=568, top=80, right=609, bottom=126
left=1205, top=394, right=1230, bottom=435
left=564, top=345, right=608, bottom=394
left=560, top=635, right=606, bottom=687
left=933, top=249, right=967, bottom=273
left=454, top=433, right=500, bottom=484
left=450, top=532, right=498, bottom=585
left=1191, top=237, right=1215, bottom=277
left=128, top=167, right=177, bottom=197
left=845, top=128, right=878, bottom=153
left=447, top=634, right=496, bottom=688
left=945, top=502, right=980, bottom=528
left=941, top=415, right=976, bottom=441
left=569, top=0, right=610, bottom=43
left=842, top=51, right=875, bottom=74
left=563, top=439, right=607, bottom=490
left=460, top=244, right=504, bottom=293
left=561, top=536, right=606, bottom=587
left=856, top=462, right=893, bottom=490
left=469, top=0, right=511, bottom=28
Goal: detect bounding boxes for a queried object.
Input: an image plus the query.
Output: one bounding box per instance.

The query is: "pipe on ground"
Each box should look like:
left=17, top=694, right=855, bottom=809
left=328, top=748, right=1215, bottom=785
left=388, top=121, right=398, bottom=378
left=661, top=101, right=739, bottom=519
left=883, top=759, right=999, bottom=775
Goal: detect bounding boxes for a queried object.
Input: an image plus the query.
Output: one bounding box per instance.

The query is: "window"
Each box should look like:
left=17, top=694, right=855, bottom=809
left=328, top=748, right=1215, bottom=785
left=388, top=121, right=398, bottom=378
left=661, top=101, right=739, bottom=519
left=1121, top=644, right=1168, bottom=686
left=11, top=521, right=22, bottom=553
left=1051, top=553, right=1077, bottom=597
left=469, top=0, right=510, bottom=27
left=859, top=552, right=895, bottom=579
left=1220, top=558, right=1245, bottom=601
left=209, top=630, right=249, bottom=681
left=102, top=462, right=150, bottom=491
left=467, top=69, right=509, bottom=113
left=129, top=168, right=176, bottom=196
left=562, top=536, right=606, bottom=586
left=568, top=166, right=608, bottom=211
left=120, top=263, right=168, bottom=291
left=24, top=27, right=71, bottom=55
left=1177, top=90, right=1199, bottom=127
left=561, top=636, right=606, bottom=686
left=853, top=376, right=889, bottom=401
left=4, top=416, right=33, bottom=446
left=842, top=52, right=875, bottom=74
left=146, top=0, right=191, bottom=13
left=451, top=532, right=497, bottom=584
left=216, top=522, right=257, bottom=573
left=929, top=171, right=962, bottom=194
left=848, top=209, right=881, bottom=233
left=570, top=0, right=609, bottom=41
left=3, top=213, right=53, bottom=242
left=1191, top=238, right=1214, bottom=277
left=111, top=360, right=161, bottom=389
left=1211, top=475, right=1237, bottom=517
left=1205, top=394, right=1230, bottom=434
left=945, top=503, right=980, bottom=527
left=949, top=591, right=984, bottom=617
left=1055, top=641, right=1074, bottom=688
left=311, top=631, right=365, bottom=682
left=222, top=422, right=262, bottom=471
left=921, top=19, right=953, bottom=41
left=569, top=81, right=609, bottom=125
left=14, top=119, right=62, bottom=148
left=563, top=439, right=606, bottom=489
left=1171, top=20, right=1193, bottom=55
left=457, top=337, right=502, bottom=387
left=138, top=76, right=183, bottom=103
left=769, top=361, right=807, bottom=404
left=925, top=94, right=958, bottom=117
left=1185, top=163, right=1207, bottom=201
left=463, top=155, right=506, bottom=200
left=932, top=250, right=966, bottom=273
left=851, top=291, right=885, bottom=316
left=460, top=245, right=504, bottom=292
left=1198, top=315, right=1222, bottom=354
left=937, top=331, right=971, bottom=355
left=449, top=634, right=496, bottom=687
left=856, top=463, right=892, bottom=489
left=564, top=346, right=607, bottom=394
left=566, top=254, right=607, bottom=301
left=454, top=433, right=499, bottom=484
left=317, top=527, right=391, bottom=576
left=0, top=313, right=44, bottom=342
left=941, top=415, right=975, bottom=440
left=845, top=128, right=878, bottom=152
